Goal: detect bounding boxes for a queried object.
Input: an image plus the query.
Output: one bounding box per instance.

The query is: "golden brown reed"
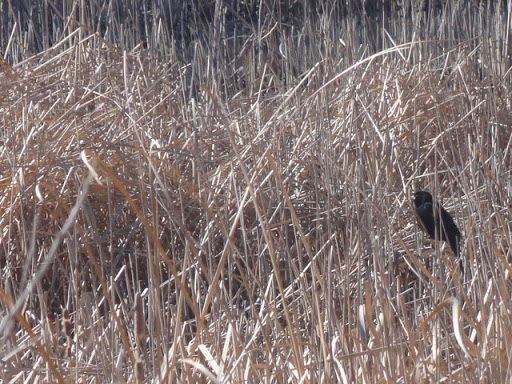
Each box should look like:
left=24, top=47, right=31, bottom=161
left=0, top=1, right=510, bottom=383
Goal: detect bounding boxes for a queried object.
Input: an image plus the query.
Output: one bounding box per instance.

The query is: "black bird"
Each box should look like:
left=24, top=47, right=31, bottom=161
left=412, top=191, right=462, bottom=261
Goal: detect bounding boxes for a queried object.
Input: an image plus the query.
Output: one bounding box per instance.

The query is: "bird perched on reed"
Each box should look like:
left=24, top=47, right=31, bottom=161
left=412, top=191, right=462, bottom=268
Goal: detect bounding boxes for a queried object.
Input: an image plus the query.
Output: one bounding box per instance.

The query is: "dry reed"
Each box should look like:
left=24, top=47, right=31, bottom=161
left=0, top=1, right=510, bottom=383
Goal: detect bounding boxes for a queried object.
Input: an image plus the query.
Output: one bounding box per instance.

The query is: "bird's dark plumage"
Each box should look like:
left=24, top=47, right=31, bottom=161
left=412, top=191, right=461, bottom=259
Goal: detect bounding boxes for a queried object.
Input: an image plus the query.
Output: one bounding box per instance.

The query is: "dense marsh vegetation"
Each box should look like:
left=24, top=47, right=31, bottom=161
left=0, top=1, right=510, bottom=382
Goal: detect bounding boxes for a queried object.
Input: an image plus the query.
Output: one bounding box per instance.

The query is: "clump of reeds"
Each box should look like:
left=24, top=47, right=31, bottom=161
left=0, top=1, right=510, bottom=383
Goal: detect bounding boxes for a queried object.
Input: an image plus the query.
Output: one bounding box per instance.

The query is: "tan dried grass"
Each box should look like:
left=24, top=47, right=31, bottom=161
left=0, top=1, right=511, bottom=383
